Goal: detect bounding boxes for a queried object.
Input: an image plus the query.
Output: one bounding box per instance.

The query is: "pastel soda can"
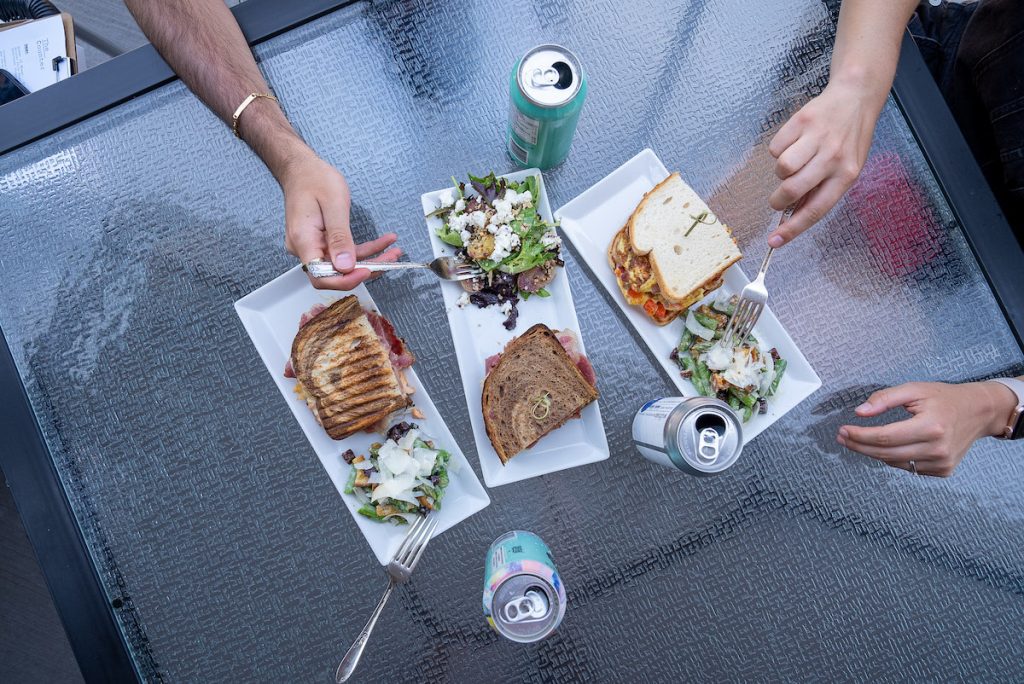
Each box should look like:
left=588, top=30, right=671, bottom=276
left=506, top=44, right=587, bottom=170
left=632, top=397, right=743, bottom=475
left=483, top=530, right=566, bottom=642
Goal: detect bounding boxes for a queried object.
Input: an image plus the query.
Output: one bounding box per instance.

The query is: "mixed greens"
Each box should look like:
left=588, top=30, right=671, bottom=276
left=427, top=172, right=563, bottom=329
left=670, top=294, right=787, bottom=422
left=342, top=422, right=451, bottom=525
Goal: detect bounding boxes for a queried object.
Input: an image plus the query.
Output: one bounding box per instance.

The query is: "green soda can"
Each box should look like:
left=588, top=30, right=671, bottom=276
left=482, top=530, right=566, bottom=642
left=506, top=44, right=587, bottom=170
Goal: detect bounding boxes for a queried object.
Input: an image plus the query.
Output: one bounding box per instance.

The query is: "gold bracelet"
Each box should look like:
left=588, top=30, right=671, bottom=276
left=231, top=92, right=279, bottom=139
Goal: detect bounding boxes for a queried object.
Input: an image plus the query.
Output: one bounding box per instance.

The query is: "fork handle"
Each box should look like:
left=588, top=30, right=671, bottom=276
left=758, top=206, right=796, bottom=276
left=354, top=261, right=429, bottom=272
left=757, top=246, right=775, bottom=277
left=336, top=580, right=396, bottom=683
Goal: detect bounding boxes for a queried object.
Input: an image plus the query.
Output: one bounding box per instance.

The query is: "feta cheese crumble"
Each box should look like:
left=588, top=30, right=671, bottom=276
left=500, top=300, right=513, bottom=316
left=456, top=292, right=471, bottom=308
left=540, top=230, right=561, bottom=249
left=491, top=198, right=514, bottom=225
left=489, top=224, right=521, bottom=262
left=438, top=189, right=456, bottom=208
left=468, top=211, right=488, bottom=229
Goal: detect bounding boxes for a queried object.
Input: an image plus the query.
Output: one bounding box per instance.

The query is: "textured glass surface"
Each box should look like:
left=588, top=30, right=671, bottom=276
left=2, top=0, right=1023, bottom=681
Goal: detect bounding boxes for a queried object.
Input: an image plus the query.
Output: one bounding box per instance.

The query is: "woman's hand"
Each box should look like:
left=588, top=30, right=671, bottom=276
left=766, top=76, right=886, bottom=247
left=837, top=381, right=1018, bottom=477
left=280, top=150, right=401, bottom=290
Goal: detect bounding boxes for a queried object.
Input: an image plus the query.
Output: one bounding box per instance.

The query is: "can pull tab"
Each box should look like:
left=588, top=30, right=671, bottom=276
left=502, top=589, right=550, bottom=623
left=529, top=67, right=561, bottom=88
left=697, top=427, right=720, bottom=462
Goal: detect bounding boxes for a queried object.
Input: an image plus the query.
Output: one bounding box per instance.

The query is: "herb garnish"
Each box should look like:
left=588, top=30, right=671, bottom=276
left=684, top=210, right=718, bottom=237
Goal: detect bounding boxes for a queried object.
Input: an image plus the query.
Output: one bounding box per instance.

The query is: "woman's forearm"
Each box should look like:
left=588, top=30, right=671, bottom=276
left=829, top=0, right=920, bottom=106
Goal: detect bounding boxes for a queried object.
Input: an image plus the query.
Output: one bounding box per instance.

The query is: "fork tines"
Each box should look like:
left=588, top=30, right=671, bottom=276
left=453, top=267, right=483, bottom=282
left=394, top=515, right=437, bottom=570
left=723, top=298, right=760, bottom=346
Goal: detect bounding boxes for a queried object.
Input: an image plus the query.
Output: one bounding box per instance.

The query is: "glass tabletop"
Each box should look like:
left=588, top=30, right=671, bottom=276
left=2, top=0, right=1023, bottom=680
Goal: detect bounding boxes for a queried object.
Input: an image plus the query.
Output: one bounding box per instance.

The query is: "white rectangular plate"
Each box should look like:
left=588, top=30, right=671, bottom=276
left=554, top=149, right=821, bottom=442
left=422, top=169, right=609, bottom=487
left=235, top=267, right=490, bottom=564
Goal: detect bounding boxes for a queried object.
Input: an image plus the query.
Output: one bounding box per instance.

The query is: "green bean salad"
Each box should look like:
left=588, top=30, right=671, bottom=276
left=670, top=295, right=787, bottom=422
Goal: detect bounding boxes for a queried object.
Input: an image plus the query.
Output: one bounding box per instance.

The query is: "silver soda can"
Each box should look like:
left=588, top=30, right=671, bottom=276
left=632, top=397, right=743, bottom=475
left=483, top=530, right=566, bottom=642
left=506, top=44, right=587, bottom=170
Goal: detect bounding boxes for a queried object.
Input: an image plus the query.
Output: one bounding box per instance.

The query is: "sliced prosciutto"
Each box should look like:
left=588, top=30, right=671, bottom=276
left=365, top=310, right=415, bottom=370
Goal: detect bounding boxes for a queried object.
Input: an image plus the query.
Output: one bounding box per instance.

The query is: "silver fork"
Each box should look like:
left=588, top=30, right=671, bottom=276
left=336, top=515, right=438, bottom=683
left=304, top=256, right=482, bottom=282
left=721, top=206, right=795, bottom=345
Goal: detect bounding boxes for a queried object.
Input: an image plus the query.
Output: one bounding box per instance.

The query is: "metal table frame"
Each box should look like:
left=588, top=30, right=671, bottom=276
left=0, top=1, right=1020, bottom=680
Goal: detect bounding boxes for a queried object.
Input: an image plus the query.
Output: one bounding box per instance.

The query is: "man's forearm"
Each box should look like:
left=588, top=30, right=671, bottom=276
left=125, top=0, right=309, bottom=181
left=829, top=0, right=919, bottom=104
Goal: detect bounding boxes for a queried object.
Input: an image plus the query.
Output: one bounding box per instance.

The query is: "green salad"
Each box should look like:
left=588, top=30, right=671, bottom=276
left=426, top=172, right=563, bottom=329
left=342, top=422, right=451, bottom=524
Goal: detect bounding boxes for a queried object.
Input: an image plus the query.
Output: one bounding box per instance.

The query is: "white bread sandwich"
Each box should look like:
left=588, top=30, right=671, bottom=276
left=608, top=172, right=741, bottom=325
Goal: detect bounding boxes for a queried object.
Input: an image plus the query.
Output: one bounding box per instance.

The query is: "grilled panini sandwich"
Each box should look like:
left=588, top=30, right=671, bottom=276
left=290, top=296, right=413, bottom=440
left=482, top=324, right=598, bottom=464
left=608, top=172, right=741, bottom=325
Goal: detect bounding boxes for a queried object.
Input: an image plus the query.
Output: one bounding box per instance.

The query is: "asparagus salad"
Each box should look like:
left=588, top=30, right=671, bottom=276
left=428, top=172, right=563, bottom=330
left=342, top=421, right=453, bottom=524
left=670, top=295, right=787, bottom=422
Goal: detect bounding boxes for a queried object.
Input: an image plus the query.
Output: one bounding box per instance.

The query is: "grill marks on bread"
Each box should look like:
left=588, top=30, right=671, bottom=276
left=290, top=296, right=411, bottom=439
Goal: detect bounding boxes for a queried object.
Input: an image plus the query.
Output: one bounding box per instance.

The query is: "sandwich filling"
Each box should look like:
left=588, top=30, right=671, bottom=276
left=609, top=226, right=718, bottom=325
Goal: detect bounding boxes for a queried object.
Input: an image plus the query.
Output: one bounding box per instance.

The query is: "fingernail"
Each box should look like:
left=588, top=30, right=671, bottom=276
left=767, top=235, right=784, bottom=248
left=856, top=401, right=871, bottom=412
left=334, top=253, right=354, bottom=270
left=838, top=427, right=849, bottom=439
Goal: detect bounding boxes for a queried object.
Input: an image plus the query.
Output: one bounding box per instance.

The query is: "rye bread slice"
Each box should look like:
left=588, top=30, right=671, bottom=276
left=482, top=324, right=599, bottom=464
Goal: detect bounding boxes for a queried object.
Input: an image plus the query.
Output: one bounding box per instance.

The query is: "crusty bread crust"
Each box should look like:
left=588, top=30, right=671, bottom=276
left=482, top=324, right=599, bottom=463
left=625, top=172, right=740, bottom=306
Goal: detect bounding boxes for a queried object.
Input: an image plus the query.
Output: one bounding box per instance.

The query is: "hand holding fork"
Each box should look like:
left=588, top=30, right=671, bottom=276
left=721, top=206, right=795, bottom=345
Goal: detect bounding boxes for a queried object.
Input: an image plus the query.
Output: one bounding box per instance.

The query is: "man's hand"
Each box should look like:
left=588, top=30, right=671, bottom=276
left=280, top=151, right=401, bottom=290
left=837, top=381, right=1018, bottom=477
left=766, top=78, right=883, bottom=247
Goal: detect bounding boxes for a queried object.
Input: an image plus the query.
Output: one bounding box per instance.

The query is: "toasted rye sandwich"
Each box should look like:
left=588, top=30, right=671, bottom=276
left=608, top=172, right=741, bottom=325
left=482, top=324, right=598, bottom=464
left=289, top=296, right=414, bottom=440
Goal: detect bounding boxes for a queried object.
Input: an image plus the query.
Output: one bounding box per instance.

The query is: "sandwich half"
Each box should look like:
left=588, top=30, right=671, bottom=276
left=482, top=324, right=598, bottom=464
left=608, top=172, right=741, bottom=325
left=289, top=296, right=413, bottom=440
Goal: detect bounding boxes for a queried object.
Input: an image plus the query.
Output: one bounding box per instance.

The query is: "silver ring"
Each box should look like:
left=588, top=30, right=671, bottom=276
left=303, top=258, right=340, bottom=279
left=909, top=460, right=917, bottom=475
